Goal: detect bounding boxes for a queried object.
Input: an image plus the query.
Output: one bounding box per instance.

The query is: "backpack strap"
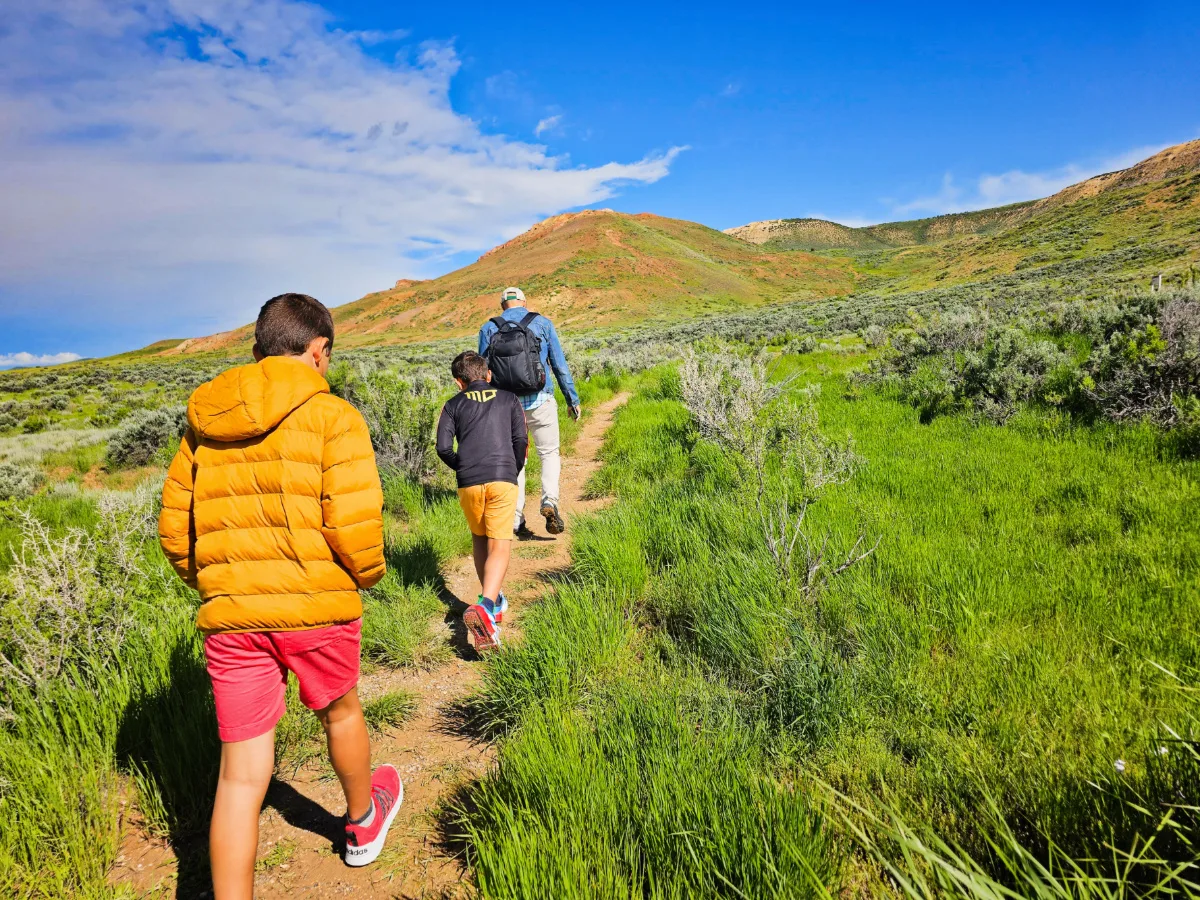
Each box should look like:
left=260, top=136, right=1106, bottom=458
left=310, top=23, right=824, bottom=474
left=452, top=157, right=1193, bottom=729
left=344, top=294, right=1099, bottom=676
left=489, top=316, right=508, bottom=331
left=519, top=311, right=540, bottom=328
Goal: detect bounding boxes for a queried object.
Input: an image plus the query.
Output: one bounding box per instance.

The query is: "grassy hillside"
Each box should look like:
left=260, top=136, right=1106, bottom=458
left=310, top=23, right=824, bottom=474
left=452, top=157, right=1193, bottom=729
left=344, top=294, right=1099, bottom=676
left=723, top=217, right=894, bottom=251
left=853, top=166, right=1200, bottom=294
left=170, top=210, right=859, bottom=355
left=726, top=139, right=1200, bottom=254
left=726, top=203, right=1036, bottom=251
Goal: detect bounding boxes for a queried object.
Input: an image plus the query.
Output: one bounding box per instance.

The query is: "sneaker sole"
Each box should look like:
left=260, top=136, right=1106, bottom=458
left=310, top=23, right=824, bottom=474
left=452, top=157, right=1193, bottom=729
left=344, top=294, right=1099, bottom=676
left=463, top=606, right=500, bottom=651
left=344, top=774, right=404, bottom=868
left=541, top=503, right=565, bottom=535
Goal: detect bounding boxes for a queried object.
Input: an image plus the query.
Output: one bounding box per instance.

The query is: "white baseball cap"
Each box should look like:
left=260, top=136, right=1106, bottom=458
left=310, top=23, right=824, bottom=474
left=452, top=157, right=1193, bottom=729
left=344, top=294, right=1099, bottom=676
left=500, top=286, right=526, bottom=306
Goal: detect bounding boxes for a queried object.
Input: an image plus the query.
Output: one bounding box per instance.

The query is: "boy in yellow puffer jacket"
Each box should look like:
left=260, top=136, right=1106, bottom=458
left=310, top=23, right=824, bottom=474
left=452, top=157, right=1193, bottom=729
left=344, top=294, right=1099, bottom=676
left=159, top=293, right=400, bottom=894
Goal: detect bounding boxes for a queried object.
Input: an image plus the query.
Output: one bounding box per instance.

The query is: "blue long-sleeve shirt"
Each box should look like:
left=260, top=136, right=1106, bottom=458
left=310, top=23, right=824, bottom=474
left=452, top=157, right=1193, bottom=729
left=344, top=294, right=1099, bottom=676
left=478, top=308, right=580, bottom=409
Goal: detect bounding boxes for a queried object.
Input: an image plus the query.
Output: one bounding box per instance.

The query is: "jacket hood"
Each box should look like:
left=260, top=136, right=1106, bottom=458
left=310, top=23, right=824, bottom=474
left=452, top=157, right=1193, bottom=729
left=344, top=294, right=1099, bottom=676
left=188, top=356, right=330, bottom=442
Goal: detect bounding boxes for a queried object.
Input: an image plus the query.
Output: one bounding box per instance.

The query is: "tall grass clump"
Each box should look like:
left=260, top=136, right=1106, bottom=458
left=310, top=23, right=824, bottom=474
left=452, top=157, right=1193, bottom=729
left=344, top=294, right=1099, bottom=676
left=0, top=486, right=217, bottom=896
left=459, top=683, right=840, bottom=900
left=453, top=366, right=856, bottom=895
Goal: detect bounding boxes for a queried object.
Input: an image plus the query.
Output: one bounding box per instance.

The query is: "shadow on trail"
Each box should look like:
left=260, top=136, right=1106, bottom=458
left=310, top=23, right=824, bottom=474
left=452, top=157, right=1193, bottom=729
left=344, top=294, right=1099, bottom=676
left=386, top=534, right=444, bottom=586
left=116, top=634, right=220, bottom=898
left=427, top=778, right=482, bottom=884
left=439, top=583, right=478, bottom=661
left=438, top=694, right=499, bottom=745
left=263, top=778, right=345, bottom=847
left=384, top=532, right=482, bottom=661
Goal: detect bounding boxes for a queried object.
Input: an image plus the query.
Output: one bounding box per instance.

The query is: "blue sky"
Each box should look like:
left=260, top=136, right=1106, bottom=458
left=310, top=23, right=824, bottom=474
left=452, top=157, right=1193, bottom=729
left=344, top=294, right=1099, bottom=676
left=1, top=0, right=1197, bottom=364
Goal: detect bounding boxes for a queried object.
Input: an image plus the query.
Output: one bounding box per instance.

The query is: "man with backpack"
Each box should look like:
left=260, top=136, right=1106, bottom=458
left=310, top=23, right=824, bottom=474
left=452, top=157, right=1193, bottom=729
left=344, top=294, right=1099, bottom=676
left=478, top=286, right=581, bottom=538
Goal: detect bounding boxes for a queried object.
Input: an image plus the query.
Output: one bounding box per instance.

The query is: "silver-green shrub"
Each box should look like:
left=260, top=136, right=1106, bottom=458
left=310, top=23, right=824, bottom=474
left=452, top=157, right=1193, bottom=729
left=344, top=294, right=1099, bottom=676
left=338, top=366, right=443, bottom=481
left=0, top=486, right=167, bottom=701
left=680, top=344, right=875, bottom=596
left=0, top=462, right=43, bottom=501
left=106, top=407, right=186, bottom=468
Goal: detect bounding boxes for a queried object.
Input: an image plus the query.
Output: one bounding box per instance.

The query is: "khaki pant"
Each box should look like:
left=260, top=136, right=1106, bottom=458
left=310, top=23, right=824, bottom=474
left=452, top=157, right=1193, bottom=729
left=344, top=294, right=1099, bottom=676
left=515, top=394, right=560, bottom=529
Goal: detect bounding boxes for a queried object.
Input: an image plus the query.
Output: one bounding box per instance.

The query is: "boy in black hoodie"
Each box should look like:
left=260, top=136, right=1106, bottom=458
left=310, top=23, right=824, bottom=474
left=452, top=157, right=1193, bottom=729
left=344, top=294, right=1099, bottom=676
left=436, top=351, right=528, bottom=650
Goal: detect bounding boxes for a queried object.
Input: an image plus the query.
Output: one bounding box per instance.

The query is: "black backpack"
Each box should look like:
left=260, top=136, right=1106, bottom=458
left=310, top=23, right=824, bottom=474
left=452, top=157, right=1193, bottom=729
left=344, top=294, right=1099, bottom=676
left=485, top=312, right=546, bottom=394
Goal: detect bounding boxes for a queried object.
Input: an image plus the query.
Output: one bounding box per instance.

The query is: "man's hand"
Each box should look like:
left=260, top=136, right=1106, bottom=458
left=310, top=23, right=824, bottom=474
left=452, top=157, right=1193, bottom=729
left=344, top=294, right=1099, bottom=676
left=569, top=405, right=582, bottom=421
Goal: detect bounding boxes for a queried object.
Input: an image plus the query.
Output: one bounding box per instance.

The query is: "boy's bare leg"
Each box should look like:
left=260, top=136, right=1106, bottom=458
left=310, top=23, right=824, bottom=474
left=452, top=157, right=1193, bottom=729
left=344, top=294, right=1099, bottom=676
left=210, top=729, right=275, bottom=900
left=315, top=689, right=373, bottom=821
left=471, top=534, right=488, bottom=588
left=481, top=536, right=512, bottom=601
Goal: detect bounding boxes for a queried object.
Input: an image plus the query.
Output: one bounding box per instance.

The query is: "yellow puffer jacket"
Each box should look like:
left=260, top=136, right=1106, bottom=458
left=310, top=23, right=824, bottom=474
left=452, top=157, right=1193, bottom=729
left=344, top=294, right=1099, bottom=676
left=159, top=356, right=386, bottom=633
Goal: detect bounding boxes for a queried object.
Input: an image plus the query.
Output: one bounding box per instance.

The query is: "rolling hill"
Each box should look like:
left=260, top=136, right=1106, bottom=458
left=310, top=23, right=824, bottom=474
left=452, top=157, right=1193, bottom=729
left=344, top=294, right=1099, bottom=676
left=725, top=204, right=1036, bottom=251
left=162, top=139, right=1200, bottom=357
left=726, top=140, right=1200, bottom=252
left=170, top=210, right=859, bottom=354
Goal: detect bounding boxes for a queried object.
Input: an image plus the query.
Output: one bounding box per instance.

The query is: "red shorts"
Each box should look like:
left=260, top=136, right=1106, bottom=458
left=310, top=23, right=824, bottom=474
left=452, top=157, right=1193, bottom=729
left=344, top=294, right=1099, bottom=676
left=203, top=619, right=362, bottom=743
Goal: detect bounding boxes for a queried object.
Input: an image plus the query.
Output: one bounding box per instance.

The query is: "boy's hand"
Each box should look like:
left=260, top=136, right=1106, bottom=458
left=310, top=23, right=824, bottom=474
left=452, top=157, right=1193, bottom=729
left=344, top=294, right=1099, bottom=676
left=569, top=405, right=581, bottom=421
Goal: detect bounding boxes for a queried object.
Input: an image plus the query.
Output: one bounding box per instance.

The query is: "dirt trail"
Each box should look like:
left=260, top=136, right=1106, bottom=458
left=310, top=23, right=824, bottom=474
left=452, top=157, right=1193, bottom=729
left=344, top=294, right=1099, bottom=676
left=114, top=393, right=629, bottom=899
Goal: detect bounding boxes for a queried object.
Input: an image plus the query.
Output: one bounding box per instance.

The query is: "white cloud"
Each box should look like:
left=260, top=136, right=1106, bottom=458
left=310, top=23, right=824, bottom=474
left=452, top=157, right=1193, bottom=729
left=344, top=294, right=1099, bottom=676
left=891, top=143, right=1175, bottom=217
left=0, top=0, right=683, bottom=338
left=0, top=352, right=83, bottom=369
left=719, top=82, right=741, bottom=98
left=535, top=114, right=563, bottom=138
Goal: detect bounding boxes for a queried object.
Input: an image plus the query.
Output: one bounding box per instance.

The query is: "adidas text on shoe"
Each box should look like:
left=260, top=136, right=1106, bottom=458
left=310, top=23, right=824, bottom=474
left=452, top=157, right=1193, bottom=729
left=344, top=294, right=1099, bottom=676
left=344, top=764, right=403, bottom=867
left=541, top=502, right=565, bottom=535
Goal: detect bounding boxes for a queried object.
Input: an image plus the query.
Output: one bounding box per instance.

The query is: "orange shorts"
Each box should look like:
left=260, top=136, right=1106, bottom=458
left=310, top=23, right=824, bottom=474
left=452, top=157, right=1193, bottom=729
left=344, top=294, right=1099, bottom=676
left=458, top=482, right=519, bottom=540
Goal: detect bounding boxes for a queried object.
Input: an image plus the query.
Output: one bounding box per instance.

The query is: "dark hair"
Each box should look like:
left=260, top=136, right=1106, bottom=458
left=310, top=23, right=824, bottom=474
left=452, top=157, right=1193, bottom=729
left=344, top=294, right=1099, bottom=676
left=451, top=351, right=489, bottom=383
left=254, top=293, right=334, bottom=358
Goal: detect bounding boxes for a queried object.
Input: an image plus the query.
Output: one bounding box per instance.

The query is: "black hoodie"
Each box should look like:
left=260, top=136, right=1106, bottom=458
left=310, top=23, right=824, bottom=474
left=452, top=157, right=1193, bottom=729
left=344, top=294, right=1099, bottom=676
left=436, top=380, right=528, bottom=488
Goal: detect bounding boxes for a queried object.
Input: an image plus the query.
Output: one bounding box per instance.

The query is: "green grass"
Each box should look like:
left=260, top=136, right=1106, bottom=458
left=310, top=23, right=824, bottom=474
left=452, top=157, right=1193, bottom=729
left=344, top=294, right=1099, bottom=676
left=363, top=690, right=418, bottom=734
left=275, top=687, right=417, bottom=777
left=804, top=382, right=1199, bottom=848
left=461, top=683, right=840, bottom=900
left=0, top=551, right=216, bottom=896
left=0, top=487, right=99, bottom=572
left=40, top=442, right=107, bottom=478
left=452, top=363, right=1200, bottom=896
left=0, top=442, right=474, bottom=894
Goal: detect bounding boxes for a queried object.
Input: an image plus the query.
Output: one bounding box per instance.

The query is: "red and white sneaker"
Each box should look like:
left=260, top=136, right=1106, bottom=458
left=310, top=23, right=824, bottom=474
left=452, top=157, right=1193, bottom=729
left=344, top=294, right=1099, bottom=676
left=344, top=764, right=403, bottom=867
left=463, top=600, right=501, bottom=651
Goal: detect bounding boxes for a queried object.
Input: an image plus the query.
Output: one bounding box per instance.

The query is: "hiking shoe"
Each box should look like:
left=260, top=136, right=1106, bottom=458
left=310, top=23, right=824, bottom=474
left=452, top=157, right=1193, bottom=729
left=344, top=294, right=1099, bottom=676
left=463, top=600, right=501, bottom=651
left=492, top=593, right=509, bottom=625
left=541, top=501, right=565, bottom=535
left=344, top=764, right=403, bottom=867
left=514, top=521, right=536, bottom=541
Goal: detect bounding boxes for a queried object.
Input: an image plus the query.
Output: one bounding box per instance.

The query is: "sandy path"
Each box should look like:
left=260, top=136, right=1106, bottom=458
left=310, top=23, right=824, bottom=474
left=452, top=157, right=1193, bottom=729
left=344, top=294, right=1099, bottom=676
left=113, top=392, right=628, bottom=899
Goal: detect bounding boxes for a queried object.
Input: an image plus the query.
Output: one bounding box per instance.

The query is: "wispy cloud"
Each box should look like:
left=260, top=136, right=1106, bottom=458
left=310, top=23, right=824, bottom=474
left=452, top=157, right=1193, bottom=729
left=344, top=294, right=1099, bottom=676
left=484, top=70, right=525, bottom=102
left=535, top=114, right=563, bottom=138
left=719, top=82, right=741, bottom=98
left=0, top=1, right=683, bottom=341
left=891, top=143, right=1174, bottom=217
left=0, top=352, right=83, bottom=370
